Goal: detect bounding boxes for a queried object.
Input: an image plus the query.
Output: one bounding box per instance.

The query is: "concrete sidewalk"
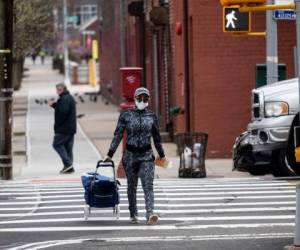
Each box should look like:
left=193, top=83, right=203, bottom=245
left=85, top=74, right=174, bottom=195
left=13, top=58, right=111, bottom=180
left=12, top=57, right=251, bottom=180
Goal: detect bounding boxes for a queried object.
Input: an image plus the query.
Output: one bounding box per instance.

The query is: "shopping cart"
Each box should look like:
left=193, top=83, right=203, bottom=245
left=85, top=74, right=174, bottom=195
left=81, top=160, right=120, bottom=220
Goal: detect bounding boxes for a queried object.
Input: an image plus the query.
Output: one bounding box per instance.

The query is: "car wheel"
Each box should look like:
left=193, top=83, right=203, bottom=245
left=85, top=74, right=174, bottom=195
left=285, top=119, right=300, bottom=176
left=272, top=149, right=296, bottom=177
left=248, top=167, right=269, bottom=176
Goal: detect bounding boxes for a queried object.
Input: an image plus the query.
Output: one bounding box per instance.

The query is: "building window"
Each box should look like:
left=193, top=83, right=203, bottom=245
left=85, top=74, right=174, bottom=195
left=75, top=4, right=98, bottom=26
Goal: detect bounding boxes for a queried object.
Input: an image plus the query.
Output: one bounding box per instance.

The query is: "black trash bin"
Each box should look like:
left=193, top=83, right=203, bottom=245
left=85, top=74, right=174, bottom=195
left=175, top=132, right=208, bottom=178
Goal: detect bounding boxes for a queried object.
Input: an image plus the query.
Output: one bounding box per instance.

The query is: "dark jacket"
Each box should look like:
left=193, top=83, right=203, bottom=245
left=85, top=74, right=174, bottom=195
left=52, top=91, right=76, bottom=134
left=107, top=108, right=165, bottom=158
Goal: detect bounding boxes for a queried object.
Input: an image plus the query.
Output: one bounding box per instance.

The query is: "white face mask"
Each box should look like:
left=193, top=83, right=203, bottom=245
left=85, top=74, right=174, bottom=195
left=135, top=99, right=149, bottom=110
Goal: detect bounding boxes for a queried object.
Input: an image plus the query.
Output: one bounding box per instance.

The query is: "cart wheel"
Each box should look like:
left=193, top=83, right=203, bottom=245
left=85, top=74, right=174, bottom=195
left=84, top=205, right=89, bottom=221
left=115, top=205, right=120, bottom=220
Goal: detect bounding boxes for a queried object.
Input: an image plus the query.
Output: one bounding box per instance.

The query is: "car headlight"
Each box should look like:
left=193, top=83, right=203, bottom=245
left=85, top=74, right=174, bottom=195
left=265, top=102, right=289, bottom=117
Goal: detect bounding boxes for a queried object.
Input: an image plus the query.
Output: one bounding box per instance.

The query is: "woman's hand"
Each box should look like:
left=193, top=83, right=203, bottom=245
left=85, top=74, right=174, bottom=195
left=155, top=157, right=168, bottom=168
left=104, top=156, right=112, bottom=162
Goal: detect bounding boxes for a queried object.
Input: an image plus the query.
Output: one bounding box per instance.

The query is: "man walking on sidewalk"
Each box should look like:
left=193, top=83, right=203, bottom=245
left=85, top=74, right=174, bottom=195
left=49, top=83, right=76, bottom=174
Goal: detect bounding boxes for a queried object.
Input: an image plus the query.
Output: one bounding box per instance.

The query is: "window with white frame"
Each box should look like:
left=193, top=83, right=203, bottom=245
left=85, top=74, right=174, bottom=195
left=75, top=4, right=98, bottom=26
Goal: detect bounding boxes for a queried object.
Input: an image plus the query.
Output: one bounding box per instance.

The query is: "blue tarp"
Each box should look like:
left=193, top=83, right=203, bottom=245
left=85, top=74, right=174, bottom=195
left=81, top=172, right=113, bottom=190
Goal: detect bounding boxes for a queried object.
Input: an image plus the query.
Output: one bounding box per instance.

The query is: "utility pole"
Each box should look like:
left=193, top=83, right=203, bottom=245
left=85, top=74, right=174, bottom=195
left=63, top=0, right=71, bottom=86
left=152, top=31, right=160, bottom=116
left=140, top=1, right=146, bottom=87
left=266, top=0, right=278, bottom=84
left=120, top=0, right=126, bottom=67
left=0, top=0, right=13, bottom=180
left=183, top=0, right=191, bottom=131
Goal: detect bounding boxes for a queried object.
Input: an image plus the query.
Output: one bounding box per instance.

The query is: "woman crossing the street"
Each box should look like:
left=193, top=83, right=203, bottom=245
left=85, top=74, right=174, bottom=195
left=105, top=87, right=167, bottom=225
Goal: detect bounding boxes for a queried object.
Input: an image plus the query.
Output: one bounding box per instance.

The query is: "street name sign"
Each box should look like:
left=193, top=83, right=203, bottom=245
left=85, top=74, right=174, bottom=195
left=81, top=30, right=96, bottom=35
left=273, top=10, right=296, bottom=19
left=67, top=16, right=79, bottom=23
left=223, top=7, right=251, bottom=32
left=273, top=0, right=296, bottom=20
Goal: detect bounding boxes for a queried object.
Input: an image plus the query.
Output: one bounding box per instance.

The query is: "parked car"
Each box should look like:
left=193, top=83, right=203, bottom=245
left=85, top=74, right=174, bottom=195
left=233, top=78, right=300, bottom=176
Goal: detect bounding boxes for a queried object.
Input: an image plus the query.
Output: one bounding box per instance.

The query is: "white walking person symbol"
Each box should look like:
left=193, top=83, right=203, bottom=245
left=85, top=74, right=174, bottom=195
left=226, top=10, right=237, bottom=29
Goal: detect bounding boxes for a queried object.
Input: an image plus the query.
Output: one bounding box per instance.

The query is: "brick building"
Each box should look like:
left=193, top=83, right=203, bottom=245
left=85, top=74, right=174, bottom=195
left=100, top=0, right=173, bottom=130
left=99, top=0, right=297, bottom=158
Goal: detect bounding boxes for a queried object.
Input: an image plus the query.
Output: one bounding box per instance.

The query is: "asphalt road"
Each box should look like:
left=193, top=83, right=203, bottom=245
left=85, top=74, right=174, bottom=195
left=0, top=177, right=297, bottom=250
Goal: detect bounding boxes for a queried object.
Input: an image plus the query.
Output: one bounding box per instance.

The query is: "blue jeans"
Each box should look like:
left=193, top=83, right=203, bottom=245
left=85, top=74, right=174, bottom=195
left=53, top=134, right=74, bottom=167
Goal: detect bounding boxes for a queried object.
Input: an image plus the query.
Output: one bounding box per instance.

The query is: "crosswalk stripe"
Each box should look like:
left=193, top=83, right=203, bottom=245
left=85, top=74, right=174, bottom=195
left=0, top=180, right=294, bottom=188
left=0, top=223, right=294, bottom=232
left=0, top=178, right=296, bottom=242
left=0, top=186, right=295, bottom=195
left=11, top=190, right=295, bottom=200
left=0, top=207, right=296, bottom=218
left=0, top=217, right=295, bottom=225
left=0, top=195, right=296, bottom=206
left=0, top=201, right=296, bottom=211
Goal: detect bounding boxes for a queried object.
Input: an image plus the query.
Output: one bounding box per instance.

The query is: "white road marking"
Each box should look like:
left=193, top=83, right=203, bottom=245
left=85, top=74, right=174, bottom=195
left=0, top=195, right=296, bottom=206
left=0, top=179, right=293, bottom=188
left=5, top=233, right=295, bottom=250
left=76, top=120, right=102, bottom=160
left=0, top=186, right=295, bottom=195
left=155, top=182, right=288, bottom=186
left=0, top=201, right=296, bottom=211
left=0, top=179, right=296, bottom=248
left=0, top=207, right=296, bottom=218
left=18, top=193, right=296, bottom=200
left=0, top=215, right=295, bottom=224
left=0, top=223, right=294, bottom=232
left=11, top=190, right=295, bottom=200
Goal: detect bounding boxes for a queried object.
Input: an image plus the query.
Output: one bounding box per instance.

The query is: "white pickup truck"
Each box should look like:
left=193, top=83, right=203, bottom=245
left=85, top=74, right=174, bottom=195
left=233, top=78, right=300, bottom=176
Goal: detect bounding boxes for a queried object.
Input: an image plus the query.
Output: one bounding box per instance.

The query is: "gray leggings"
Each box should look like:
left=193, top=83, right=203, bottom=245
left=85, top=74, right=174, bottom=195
left=122, top=150, right=155, bottom=220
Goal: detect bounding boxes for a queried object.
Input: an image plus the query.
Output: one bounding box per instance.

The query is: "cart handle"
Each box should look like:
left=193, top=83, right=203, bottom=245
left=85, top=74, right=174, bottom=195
left=96, top=159, right=115, bottom=168
left=92, top=159, right=117, bottom=186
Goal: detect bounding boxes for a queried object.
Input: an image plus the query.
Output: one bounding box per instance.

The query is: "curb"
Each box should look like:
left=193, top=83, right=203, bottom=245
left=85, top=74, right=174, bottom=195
left=284, top=246, right=300, bottom=250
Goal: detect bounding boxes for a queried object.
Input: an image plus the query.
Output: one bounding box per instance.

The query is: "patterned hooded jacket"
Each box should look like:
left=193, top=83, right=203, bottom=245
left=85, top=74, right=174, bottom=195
left=107, top=108, right=165, bottom=159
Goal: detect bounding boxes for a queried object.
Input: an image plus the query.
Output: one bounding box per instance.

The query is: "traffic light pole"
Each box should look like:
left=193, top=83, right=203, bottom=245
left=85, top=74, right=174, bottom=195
left=266, top=0, right=278, bottom=85
left=292, top=1, right=300, bottom=249
left=296, top=0, right=300, bottom=126
left=0, top=0, right=13, bottom=180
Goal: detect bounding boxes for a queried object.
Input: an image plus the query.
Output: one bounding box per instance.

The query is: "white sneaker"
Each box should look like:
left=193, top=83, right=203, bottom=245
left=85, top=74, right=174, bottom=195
left=130, top=216, right=139, bottom=224
left=147, top=214, right=159, bottom=225
left=59, top=165, right=74, bottom=174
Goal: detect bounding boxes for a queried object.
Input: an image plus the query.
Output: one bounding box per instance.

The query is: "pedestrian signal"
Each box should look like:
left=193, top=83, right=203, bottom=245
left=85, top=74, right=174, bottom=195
left=223, top=7, right=251, bottom=33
